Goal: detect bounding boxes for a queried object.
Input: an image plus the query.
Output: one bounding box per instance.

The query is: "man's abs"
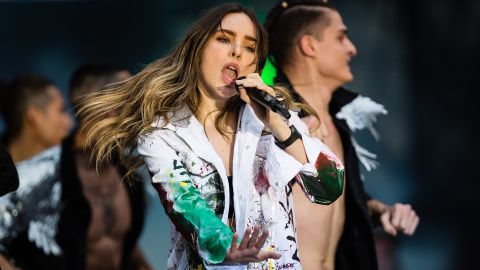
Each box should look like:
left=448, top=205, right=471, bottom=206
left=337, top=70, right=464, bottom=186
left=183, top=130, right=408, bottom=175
left=76, top=151, right=132, bottom=270
left=293, top=119, right=346, bottom=270
left=293, top=184, right=345, bottom=270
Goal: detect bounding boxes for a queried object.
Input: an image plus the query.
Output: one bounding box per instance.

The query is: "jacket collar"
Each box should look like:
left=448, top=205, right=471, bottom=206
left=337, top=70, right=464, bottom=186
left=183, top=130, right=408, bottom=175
left=153, top=105, right=265, bottom=177
left=155, top=106, right=226, bottom=176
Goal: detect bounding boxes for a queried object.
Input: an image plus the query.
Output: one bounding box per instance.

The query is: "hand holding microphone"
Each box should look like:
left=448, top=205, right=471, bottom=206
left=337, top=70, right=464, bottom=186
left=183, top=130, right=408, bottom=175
left=235, top=74, right=291, bottom=120
left=235, top=74, right=305, bottom=159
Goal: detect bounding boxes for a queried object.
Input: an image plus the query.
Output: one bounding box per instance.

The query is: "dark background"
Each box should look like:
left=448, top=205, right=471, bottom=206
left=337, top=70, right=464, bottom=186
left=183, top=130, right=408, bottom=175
left=1, top=0, right=478, bottom=269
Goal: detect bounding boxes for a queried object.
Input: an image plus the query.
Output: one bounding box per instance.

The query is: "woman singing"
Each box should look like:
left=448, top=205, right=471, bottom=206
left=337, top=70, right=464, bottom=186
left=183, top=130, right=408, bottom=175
left=78, top=3, right=344, bottom=269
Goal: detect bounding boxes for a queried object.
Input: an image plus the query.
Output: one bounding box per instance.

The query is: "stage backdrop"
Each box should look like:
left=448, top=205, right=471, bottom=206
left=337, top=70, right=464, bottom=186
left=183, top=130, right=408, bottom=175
left=1, top=1, right=477, bottom=269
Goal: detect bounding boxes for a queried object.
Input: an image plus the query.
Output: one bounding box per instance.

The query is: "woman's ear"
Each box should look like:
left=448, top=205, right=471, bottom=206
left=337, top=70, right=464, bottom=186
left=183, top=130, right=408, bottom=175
left=298, top=34, right=317, bottom=58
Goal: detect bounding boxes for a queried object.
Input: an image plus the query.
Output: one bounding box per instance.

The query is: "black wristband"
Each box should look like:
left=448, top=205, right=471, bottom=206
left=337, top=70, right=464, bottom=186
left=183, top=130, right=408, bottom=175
left=275, top=125, right=302, bottom=149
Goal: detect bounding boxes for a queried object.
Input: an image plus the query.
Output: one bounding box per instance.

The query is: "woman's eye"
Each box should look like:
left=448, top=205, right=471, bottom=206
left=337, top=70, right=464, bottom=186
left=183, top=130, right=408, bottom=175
left=245, top=46, right=255, bottom=53
left=218, top=36, right=230, bottom=43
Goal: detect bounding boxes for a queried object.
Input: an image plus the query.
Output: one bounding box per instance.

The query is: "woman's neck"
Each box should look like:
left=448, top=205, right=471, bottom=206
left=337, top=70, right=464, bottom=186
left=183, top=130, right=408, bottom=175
left=196, top=95, right=227, bottom=127
left=196, top=98, right=238, bottom=144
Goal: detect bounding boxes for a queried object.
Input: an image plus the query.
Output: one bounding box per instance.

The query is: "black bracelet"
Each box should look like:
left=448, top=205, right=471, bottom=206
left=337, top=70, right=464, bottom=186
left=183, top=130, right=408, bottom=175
left=275, top=125, right=302, bottom=149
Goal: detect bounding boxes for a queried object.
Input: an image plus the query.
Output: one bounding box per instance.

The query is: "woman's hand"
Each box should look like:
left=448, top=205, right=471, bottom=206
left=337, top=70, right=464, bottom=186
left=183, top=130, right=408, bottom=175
left=223, top=225, right=281, bottom=264
left=236, top=73, right=290, bottom=141
left=236, top=73, right=278, bottom=124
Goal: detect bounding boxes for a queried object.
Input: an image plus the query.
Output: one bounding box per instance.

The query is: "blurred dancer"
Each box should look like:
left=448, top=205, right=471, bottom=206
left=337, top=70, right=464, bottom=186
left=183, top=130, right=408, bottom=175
left=63, top=63, right=151, bottom=270
left=1, top=75, right=71, bottom=163
left=0, top=74, right=72, bottom=269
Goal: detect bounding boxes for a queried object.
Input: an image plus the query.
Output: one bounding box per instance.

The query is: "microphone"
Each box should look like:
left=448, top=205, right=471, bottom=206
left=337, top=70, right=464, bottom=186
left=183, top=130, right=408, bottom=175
left=235, top=76, right=291, bottom=119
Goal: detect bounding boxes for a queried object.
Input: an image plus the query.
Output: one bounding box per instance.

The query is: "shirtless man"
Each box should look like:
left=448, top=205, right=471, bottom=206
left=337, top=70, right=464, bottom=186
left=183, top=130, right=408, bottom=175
left=265, top=1, right=419, bottom=269
left=64, top=63, right=151, bottom=270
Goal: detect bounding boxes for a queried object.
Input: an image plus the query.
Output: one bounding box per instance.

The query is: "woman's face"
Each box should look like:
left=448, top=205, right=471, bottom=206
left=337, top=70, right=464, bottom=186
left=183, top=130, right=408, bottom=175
left=198, top=12, right=258, bottom=102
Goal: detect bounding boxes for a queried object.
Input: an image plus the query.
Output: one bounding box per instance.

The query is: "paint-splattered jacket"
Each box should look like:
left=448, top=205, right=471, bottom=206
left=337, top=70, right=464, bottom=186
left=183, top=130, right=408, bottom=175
left=137, top=105, right=345, bottom=270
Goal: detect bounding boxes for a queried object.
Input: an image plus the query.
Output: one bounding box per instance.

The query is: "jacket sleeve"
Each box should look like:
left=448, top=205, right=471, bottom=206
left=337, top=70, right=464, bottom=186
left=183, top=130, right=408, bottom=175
left=0, top=193, right=24, bottom=258
left=137, top=130, right=233, bottom=264
left=263, top=112, right=345, bottom=205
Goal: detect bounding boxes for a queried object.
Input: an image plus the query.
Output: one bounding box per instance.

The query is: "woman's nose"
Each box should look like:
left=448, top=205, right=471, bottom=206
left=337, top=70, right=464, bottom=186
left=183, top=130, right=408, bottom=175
left=230, top=43, right=242, bottom=58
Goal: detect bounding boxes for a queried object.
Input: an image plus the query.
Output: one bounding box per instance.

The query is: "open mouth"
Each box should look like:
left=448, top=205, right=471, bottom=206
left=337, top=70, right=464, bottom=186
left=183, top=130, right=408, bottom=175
left=221, top=65, right=238, bottom=85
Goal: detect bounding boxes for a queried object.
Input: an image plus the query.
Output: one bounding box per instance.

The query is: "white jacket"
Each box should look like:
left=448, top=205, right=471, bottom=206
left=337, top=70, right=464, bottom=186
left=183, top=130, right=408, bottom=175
left=138, top=105, right=344, bottom=270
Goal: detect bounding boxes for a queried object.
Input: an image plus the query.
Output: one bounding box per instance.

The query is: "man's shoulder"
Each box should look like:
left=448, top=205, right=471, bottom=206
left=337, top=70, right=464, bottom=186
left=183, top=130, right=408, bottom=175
left=331, top=87, right=387, bottom=134
left=330, top=87, right=360, bottom=115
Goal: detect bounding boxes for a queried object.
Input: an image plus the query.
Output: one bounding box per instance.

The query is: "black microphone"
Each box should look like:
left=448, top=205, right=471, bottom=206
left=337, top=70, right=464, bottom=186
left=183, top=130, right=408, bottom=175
left=235, top=76, right=291, bottom=119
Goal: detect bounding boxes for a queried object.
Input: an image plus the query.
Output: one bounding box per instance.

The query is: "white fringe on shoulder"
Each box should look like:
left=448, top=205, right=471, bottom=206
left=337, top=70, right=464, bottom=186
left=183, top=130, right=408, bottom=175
left=336, top=95, right=388, bottom=172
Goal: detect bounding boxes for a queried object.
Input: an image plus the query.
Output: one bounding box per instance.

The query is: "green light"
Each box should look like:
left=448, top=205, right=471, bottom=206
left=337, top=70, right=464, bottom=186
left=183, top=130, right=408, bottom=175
left=261, top=56, right=277, bottom=86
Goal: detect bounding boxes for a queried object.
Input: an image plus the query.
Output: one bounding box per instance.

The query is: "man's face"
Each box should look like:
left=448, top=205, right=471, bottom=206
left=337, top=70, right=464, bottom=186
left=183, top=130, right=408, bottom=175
left=32, top=86, right=72, bottom=147
left=312, top=10, right=357, bottom=86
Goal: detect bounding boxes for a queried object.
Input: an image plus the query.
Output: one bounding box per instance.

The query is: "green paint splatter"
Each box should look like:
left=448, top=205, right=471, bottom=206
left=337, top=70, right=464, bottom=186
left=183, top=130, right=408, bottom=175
left=299, top=156, right=345, bottom=205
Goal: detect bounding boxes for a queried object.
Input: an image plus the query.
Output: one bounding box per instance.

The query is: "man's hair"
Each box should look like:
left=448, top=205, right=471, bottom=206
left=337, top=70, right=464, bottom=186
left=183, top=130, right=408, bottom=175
left=265, top=0, right=336, bottom=69
left=69, top=63, right=129, bottom=113
left=0, top=74, right=56, bottom=144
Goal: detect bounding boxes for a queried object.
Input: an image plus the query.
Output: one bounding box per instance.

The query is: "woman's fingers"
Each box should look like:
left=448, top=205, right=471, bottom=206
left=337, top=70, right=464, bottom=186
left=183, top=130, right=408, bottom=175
left=238, top=87, right=250, bottom=104
left=239, top=227, right=252, bottom=250
left=255, top=229, right=269, bottom=249
left=230, top=233, right=239, bottom=252
left=247, top=225, right=261, bottom=248
left=236, top=73, right=274, bottom=96
left=224, top=226, right=280, bottom=264
left=236, top=75, right=275, bottom=121
left=258, top=250, right=281, bottom=261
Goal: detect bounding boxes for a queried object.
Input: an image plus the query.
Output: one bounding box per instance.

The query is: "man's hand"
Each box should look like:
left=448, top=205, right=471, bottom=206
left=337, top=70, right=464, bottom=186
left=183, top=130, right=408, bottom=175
left=368, top=199, right=419, bottom=236
left=224, top=225, right=281, bottom=264
left=380, top=203, right=419, bottom=236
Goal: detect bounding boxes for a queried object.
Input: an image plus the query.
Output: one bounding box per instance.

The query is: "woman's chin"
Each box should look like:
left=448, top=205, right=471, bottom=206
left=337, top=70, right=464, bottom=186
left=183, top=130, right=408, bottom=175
left=217, top=85, right=238, bottom=99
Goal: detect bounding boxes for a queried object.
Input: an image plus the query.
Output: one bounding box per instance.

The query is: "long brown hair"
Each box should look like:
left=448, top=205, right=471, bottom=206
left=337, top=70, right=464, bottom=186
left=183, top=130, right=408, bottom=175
left=78, top=3, right=310, bottom=179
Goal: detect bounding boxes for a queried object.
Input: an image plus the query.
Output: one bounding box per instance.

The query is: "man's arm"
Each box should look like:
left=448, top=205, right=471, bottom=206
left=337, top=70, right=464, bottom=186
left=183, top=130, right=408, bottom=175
left=367, top=199, right=419, bottom=236
left=0, top=254, right=21, bottom=270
